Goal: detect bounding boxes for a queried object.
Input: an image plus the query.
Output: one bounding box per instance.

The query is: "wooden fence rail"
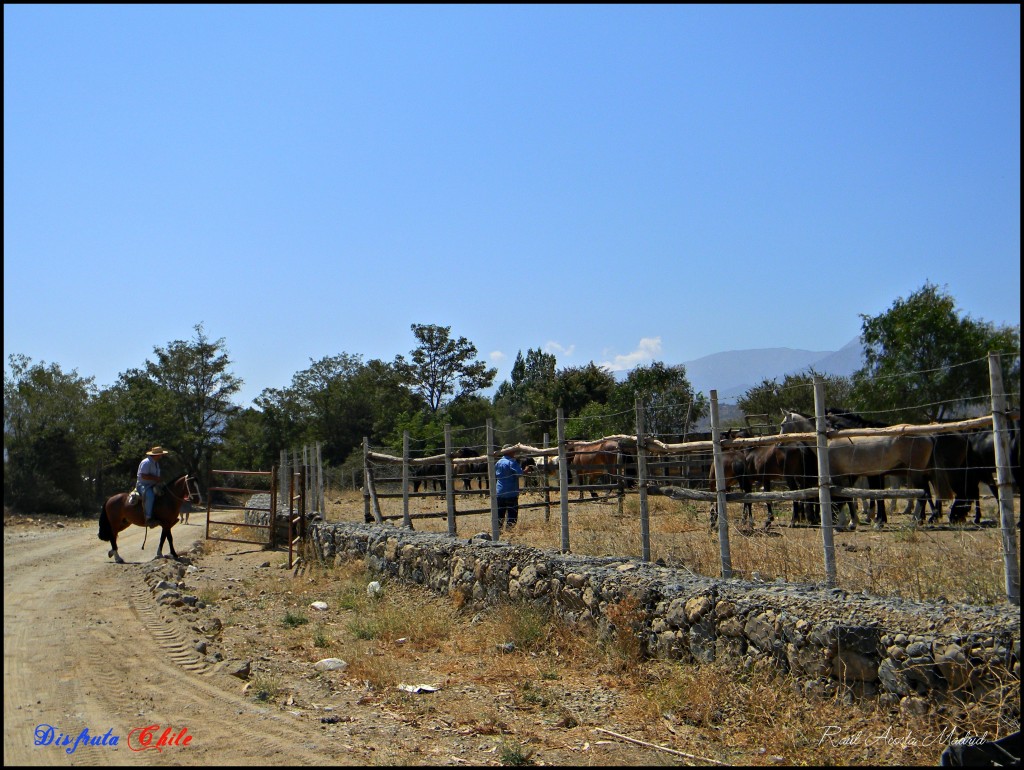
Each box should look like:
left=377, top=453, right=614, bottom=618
left=360, top=355, right=1019, bottom=605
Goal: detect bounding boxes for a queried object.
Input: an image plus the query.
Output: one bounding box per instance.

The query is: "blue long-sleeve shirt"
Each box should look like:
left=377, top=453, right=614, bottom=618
left=495, top=456, right=524, bottom=498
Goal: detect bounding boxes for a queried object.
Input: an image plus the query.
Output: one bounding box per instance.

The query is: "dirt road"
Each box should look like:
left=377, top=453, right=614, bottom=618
left=4, top=516, right=368, bottom=766
left=6, top=514, right=691, bottom=767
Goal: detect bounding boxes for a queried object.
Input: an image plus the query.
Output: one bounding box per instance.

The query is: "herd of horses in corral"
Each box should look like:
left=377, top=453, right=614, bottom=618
left=402, top=406, right=1020, bottom=532
left=710, top=408, right=1021, bottom=531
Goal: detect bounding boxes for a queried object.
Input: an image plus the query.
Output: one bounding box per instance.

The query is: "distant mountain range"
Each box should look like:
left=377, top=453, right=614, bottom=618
left=673, top=337, right=866, bottom=430
left=681, top=336, right=866, bottom=401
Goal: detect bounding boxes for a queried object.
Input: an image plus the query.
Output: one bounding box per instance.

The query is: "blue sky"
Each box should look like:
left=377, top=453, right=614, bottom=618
left=4, top=5, right=1020, bottom=407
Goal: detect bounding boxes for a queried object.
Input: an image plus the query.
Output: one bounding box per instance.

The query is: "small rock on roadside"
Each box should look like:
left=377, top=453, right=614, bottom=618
left=314, top=658, right=348, bottom=672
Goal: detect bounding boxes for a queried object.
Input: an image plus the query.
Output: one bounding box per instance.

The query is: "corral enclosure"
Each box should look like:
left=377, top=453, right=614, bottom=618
left=326, top=489, right=1018, bottom=607
left=350, top=366, right=1020, bottom=608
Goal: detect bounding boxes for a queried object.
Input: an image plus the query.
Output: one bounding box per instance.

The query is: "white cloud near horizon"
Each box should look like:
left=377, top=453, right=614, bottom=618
left=489, top=350, right=506, bottom=365
left=600, top=337, right=663, bottom=372
left=544, top=341, right=575, bottom=357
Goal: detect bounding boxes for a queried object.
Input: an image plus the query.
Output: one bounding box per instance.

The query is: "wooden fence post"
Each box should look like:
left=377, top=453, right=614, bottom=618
left=487, top=420, right=499, bottom=540
left=542, top=432, right=551, bottom=523
left=402, top=431, right=412, bottom=529
left=636, top=398, right=651, bottom=562
left=315, top=442, right=324, bottom=516
left=557, top=408, right=570, bottom=553
left=989, top=352, right=1020, bottom=606
left=813, top=377, right=838, bottom=588
left=444, top=425, right=456, bottom=536
left=361, top=438, right=372, bottom=524
left=709, top=391, right=732, bottom=578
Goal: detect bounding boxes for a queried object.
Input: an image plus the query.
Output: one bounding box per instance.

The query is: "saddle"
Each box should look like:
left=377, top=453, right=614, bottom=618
left=127, top=483, right=164, bottom=508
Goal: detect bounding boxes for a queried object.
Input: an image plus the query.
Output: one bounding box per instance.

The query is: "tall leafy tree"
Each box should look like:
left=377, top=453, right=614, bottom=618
left=394, top=324, right=496, bottom=414
left=249, top=355, right=418, bottom=466
left=144, top=324, right=243, bottom=478
left=738, top=371, right=855, bottom=427
left=493, top=348, right=559, bottom=440
left=217, top=406, right=278, bottom=471
left=554, top=363, right=617, bottom=418
left=3, top=355, right=97, bottom=514
left=852, top=283, right=1020, bottom=421
left=610, top=361, right=707, bottom=438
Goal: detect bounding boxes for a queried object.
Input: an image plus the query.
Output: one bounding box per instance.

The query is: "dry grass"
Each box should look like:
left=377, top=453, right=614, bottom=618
left=326, top=486, right=1020, bottom=605
left=237, top=549, right=1015, bottom=766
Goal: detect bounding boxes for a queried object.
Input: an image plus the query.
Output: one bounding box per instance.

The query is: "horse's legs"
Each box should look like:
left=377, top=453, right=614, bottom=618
left=155, top=527, right=179, bottom=560
left=108, top=527, right=125, bottom=564
left=164, top=527, right=179, bottom=560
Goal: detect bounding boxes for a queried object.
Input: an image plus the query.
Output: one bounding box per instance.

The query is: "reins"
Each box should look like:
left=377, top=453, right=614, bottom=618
left=140, top=475, right=198, bottom=550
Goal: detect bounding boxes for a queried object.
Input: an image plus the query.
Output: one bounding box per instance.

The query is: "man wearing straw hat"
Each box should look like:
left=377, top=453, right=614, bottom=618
left=137, top=445, right=170, bottom=526
left=495, top=444, right=532, bottom=530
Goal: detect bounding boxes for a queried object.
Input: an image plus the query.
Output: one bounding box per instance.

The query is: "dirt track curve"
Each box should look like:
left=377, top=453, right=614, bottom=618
left=6, top=515, right=684, bottom=767
left=3, top=518, right=369, bottom=766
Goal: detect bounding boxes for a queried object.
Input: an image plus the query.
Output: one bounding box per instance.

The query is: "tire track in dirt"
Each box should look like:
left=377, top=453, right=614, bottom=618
left=4, top=522, right=366, bottom=766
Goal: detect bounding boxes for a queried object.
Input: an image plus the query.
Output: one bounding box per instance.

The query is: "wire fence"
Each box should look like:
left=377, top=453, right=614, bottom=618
left=345, top=352, right=1019, bottom=606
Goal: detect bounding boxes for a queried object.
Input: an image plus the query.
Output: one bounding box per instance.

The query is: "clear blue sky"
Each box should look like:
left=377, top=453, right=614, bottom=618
left=5, top=5, right=1020, bottom=407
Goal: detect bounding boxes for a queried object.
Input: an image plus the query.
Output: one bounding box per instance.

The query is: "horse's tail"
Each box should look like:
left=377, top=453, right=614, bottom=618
left=98, top=502, right=113, bottom=542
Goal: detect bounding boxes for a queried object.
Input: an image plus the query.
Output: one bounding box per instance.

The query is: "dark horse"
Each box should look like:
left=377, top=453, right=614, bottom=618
left=98, top=474, right=202, bottom=563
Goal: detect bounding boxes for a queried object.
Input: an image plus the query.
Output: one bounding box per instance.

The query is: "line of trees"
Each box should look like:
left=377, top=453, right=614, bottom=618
left=4, top=284, right=1019, bottom=516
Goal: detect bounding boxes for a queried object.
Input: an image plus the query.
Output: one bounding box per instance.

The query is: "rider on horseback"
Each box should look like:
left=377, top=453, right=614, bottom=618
left=137, top=446, right=170, bottom=526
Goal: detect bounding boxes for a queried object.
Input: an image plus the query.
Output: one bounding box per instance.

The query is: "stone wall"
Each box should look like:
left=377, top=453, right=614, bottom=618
left=308, top=521, right=1020, bottom=717
left=242, top=493, right=320, bottom=544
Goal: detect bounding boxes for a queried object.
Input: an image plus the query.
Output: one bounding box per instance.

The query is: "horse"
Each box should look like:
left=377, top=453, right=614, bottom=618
left=745, top=441, right=818, bottom=527
left=829, top=407, right=952, bottom=524
left=566, top=439, right=622, bottom=500
left=707, top=439, right=760, bottom=529
left=780, top=409, right=952, bottom=528
left=98, top=474, right=202, bottom=563
left=935, top=420, right=1021, bottom=525
left=412, top=460, right=445, bottom=493
left=775, top=410, right=826, bottom=526
left=453, top=446, right=488, bottom=493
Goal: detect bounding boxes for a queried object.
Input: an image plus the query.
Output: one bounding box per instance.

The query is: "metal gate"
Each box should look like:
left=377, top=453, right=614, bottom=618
left=205, top=468, right=277, bottom=546
left=205, top=466, right=306, bottom=568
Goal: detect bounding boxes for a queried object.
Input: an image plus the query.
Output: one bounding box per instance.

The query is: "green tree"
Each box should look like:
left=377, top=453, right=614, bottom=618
left=554, top=363, right=617, bottom=418
left=3, top=355, right=97, bottom=514
left=252, top=386, right=308, bottom=462
left=564, top=400, right=613, bottom=440
left=143, top=325, right=243, bottom=478
left=852, top=283, right=1020, bottom=421
left=394, top=324, right=496, bottom=414
left=217, top=407, right=278, bottom=471
left=249, top=355, right=418, bottom=466
left=738, top=371, right=855, bottom=427
left=493, top=348, right=559, bottom=440
left=610, top=362, right=707, bottom=438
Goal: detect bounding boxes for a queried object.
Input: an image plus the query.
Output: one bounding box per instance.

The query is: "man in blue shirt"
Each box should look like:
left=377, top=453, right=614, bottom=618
left=495, top=444, right=532, bottom=530
left=137, top=445, right=169, bottom=525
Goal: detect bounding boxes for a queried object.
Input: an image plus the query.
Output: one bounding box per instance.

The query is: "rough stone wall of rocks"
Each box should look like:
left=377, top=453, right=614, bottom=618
left=309, top=521, right=1020, bottom=717
left=242, top=493, right=320, bottom=543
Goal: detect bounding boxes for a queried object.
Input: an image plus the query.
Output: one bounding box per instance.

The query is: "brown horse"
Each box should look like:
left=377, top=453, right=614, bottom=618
left=780, top=409, right=953, bottom=528
left=98, top=474, right=202, bottom=563
left=566, top=439, right=621, bottom=500
left=708, top=445, right=756, bottom=527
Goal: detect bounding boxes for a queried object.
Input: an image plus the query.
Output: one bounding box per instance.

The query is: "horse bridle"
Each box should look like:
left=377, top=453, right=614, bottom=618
left=164, top=475, right=203, bottom=505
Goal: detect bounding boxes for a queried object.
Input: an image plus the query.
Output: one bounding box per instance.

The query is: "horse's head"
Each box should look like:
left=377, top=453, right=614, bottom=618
left=183, top=474, right=203, bottom=505
left=166, top=474, right=203, bottom=506
left=779, top=409, right=814, bottom=434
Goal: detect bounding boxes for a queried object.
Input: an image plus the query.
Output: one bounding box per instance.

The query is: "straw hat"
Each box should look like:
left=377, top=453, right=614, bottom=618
left=500, top=444, right=517, bottom=455
left=146, top=446, right=170, bottom=457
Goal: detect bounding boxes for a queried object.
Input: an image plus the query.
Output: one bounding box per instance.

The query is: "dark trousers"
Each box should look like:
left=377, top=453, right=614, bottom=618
left=498, top=495, right=519, bottom=529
